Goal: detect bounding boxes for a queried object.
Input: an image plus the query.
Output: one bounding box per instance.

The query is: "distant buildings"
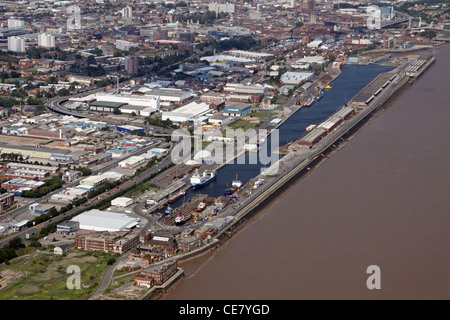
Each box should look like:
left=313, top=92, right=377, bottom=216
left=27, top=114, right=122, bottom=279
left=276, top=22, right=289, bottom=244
left=0, top=193, right=15, bottom=211
left=38, top=33, right=55, bottom=48
left=124, top=55, right=138, bottom=75
left=208, top=3, right=235, bottom=14
left=7, top=18, right=24, bottom=29
left=116, top=39, right=138, bottom=51
left=7, top=36, right=25, bottom=53
left=121, top=5, right=133, bottom=19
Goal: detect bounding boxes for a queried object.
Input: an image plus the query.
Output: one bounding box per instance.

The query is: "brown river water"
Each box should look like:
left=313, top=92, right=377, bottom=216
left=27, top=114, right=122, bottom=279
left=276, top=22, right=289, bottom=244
left=163, top=45, right=450, bottom=300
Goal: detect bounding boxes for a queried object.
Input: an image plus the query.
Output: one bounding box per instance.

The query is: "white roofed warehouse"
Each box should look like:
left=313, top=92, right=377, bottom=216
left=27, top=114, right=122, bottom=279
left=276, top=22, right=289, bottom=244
left=71, top=209, right=139, bottom=232
left=118, top=156, right=147, bottom=169
left=111, top=197, right=133, bottom=207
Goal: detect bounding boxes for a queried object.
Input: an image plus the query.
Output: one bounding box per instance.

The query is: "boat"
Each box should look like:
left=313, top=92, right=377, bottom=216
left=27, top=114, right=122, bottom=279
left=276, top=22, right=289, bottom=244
left=190, top=169, right=217, bottom=190
left=168, top=191, right=186, bottom=203
left=325, top=85, right=332, bottom=90
left=316, top=90, right=324, bottom=101
left=224, top=182, right=233, bottom=195
left=165, top=206, right=173, bottom=215
left=231, top=174, right=243, bottom=189
left=175, top=213, right=191, bottom=226
left=303, top=95, right=315, bottom=107
left=196, top=202, right=206, bottom=212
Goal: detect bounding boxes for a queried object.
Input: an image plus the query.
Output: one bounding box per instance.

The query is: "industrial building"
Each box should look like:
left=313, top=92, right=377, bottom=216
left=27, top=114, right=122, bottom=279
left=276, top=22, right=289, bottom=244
left=0, top=143, right=74, bottom=161
left=79, top=175, right=107, bottom=188
left=32, top=203, right=55, bottom=215
left=94, top=93, right=160, bottom=111
left=75, top=230, right=139, bottom=254
left=223, top=103, right=252, bottom=117
left=138, top=260, right=177, bottom=286
left=1, top=178, right=45, bottom=193
left=280, top=72, right=314, bottom=86
left=118, top=156, right=147, bottom=169
left=162, top=101, right=211, bottom=124
left=116, top=124, right=145, bottom=134
left=297, top=127, right=328, bottom=147
left=71, top=209, right=139, bottom=232
left=56, top=220, right=79, bottom=235
left=111, top=197, right=133, bottom=207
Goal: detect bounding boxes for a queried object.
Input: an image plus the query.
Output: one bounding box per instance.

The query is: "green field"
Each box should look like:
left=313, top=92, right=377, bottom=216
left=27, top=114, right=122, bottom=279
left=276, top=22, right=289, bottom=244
left=0, top=250, right=115, bottom=300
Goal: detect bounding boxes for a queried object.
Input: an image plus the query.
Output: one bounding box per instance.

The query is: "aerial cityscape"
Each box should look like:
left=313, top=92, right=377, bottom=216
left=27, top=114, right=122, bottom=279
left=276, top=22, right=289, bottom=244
left=0, top=0, right=448, bottom=303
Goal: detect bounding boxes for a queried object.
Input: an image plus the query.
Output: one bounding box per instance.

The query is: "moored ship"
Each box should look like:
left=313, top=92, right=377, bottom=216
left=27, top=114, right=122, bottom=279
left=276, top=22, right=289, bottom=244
left=168, top=191, right=186, bottom=203
left=190, top=169, right=217, bottom=190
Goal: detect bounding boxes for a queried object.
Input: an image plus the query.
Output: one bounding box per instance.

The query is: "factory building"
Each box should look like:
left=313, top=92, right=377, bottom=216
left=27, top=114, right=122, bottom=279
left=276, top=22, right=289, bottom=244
left=280, top=72, right=314, bottom=86
left=94, top=93, right=160, bottom=111
left=118, top=156, right=147, bottom=169
left=111, top=197, right=133, bottom=207
left=116, top=124, right=145, bottom=134
left=79, top=175, right=107, bottom=188
left=1, top=178, right=45, bottom=193
left=297, top=127, right=328, bottom=147
left=56, top=220, right=79, bottom=235
left=162, top=101, right=211, bottom=124
left=71, top=209, right=139, bottom=232
left=223, top=103, right=252, bottom=117
left=75, top=231, right=140, bottom=254
left=138, top=260, right=177, bottom=286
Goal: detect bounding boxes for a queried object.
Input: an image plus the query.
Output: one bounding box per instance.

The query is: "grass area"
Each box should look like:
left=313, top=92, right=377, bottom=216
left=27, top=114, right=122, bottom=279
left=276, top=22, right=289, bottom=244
left=0, top=250, right=116, bottom=300
left=228, top=119, right=259, bottom=131
left=124, top=180, right=159, bottom=200
left=250, top=111, right=274, bottom=122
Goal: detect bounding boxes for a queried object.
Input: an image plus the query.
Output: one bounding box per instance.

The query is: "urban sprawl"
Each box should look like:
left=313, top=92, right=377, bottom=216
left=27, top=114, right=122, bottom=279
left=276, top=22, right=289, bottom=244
left=0, top=0, right=448, bottom=300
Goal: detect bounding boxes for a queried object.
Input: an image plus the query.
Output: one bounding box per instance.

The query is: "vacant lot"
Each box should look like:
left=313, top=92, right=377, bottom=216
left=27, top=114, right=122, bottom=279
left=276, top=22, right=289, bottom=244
left=0, top=250, right=116, bottom=300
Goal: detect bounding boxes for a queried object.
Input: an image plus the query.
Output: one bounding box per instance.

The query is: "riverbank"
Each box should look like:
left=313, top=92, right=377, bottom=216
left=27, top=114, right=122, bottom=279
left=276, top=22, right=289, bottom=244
left=154, top=55, right=435, bottom=300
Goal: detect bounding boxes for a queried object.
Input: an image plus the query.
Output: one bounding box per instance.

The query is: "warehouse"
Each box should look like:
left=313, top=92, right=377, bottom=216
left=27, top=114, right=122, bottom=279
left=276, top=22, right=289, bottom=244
left=118, top=156, right=147, bottom=169
left=71, top=209, right=139, bottom=232
left=280, top=72, right=313, bottom=86
left=79, top=175, right=107, bottom=188
left=89, top=101, right=125, bottom=112
left=0, top=143, right=72, bottom=160
left=94, top=93, right=160, bottom=110
left=34, top=203, right=55, bottom=215
left=1, top=178, right=45, bottom=192
left=162, top=101, right=211, bottom=124
left=111, top=197, right=133, bottom=207
left=50, top=193, right=79, bottom=203
left=223, top=103, right=252, bottom=117
left=297, top=127, right=328, bottom=147
left=116, top=125, right=145, bottom=134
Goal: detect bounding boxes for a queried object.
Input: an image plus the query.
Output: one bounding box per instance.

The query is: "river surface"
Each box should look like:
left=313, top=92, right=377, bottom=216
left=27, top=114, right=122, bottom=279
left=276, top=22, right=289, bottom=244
left=164, top=45, right=450, bottom=300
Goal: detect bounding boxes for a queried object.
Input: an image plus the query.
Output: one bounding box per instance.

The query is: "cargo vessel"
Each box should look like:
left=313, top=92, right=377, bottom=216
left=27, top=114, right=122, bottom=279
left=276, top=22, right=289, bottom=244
left=168, top=191, right=186, bottom=203
left=190, top=169, right=217, bottom=190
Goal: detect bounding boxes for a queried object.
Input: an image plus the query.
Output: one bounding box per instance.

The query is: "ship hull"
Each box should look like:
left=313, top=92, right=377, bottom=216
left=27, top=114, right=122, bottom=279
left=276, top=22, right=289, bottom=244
left=192, top=175, right=216, bottom=190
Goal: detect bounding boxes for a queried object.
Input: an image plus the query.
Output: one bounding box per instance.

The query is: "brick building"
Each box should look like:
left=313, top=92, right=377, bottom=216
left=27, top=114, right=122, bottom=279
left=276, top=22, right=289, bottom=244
left=75, top=231, right=139, bottom=254
left=138, top=260, right=177, bottom=286
left=0, top=193, right=14, bottom=211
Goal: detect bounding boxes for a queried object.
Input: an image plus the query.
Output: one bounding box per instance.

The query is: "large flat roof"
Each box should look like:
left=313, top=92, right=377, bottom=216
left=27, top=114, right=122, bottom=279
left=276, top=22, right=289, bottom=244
left=71, top=209, right=139, bottom=232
